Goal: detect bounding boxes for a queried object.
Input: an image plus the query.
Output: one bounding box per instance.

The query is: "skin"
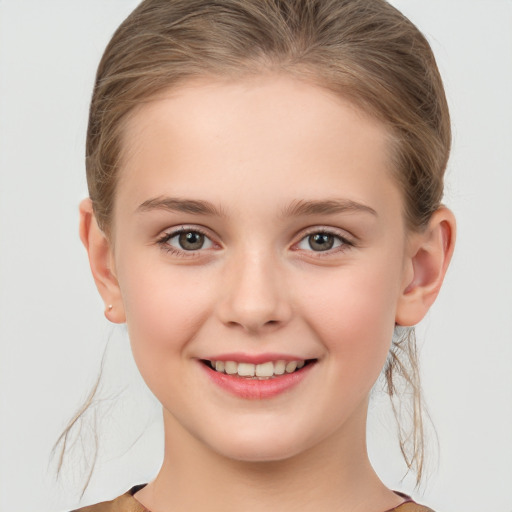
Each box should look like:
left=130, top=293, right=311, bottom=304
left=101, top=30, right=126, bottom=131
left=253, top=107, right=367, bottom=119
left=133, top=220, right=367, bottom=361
left=80, top=75, right=455, bottom=512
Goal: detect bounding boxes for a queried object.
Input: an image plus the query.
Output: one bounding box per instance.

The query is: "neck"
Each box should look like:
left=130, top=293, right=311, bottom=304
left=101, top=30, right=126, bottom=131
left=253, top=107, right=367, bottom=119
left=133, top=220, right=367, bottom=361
left=135, top=404, right=403, bottom=512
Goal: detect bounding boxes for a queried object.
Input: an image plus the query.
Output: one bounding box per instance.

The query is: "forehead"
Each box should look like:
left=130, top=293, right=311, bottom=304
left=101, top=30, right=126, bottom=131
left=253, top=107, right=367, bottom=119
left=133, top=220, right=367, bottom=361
left=116, top=75, right=402, bottom=220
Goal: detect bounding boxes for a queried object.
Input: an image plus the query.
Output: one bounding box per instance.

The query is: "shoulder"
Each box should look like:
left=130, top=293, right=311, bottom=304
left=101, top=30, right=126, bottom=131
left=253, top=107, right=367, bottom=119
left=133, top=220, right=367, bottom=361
left=71, top=486, right=148, bottom=512
left=395, top=502, right=435, bottom=512
left=390, top=491, right=435, bottom=512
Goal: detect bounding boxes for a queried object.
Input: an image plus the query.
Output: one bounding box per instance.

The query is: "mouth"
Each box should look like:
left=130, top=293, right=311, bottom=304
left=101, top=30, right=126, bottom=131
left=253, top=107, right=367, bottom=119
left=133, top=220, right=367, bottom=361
left=201, top=359, right=316, bottom=379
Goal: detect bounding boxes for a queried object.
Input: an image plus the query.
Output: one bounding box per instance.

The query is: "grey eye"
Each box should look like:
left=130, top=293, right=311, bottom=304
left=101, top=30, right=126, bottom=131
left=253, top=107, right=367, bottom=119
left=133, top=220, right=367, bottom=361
left=297, top=232, right=345, bottom=252
left=308, top=233, right=335, bottom=251
left=165, top=230, right=214, bottom=251
left=178, top=231, right=205, bottom=250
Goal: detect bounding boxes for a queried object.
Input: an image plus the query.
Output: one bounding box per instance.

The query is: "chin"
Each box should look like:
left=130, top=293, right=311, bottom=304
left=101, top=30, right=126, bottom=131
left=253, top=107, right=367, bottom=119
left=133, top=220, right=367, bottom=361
left=200, top=421, right=316, bottom=463
left=216, top=441, right=305, bottom=464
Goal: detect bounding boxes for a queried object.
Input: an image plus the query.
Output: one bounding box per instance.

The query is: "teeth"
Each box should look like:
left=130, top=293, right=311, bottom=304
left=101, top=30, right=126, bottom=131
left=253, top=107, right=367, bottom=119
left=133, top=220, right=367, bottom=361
left=285, top=361, right=297, bottom=373
left=274, top=361, right=286, bottom=375
left=208, top=359, right=308, bottom=377
left=224, top=361, right=238, bottom=375
left=237, top=363, right=255, bottom=377
left=255, top=362, right=274, bottom=377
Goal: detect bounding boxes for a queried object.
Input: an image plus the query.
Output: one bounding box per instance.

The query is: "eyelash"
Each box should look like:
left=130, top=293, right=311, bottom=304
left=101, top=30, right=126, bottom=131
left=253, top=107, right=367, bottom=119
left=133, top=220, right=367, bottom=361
left=293, top=228, right=354, bottom=257
left=156, top=226, right=215, bottom=258
left=156, top=226, right=355, bottom=258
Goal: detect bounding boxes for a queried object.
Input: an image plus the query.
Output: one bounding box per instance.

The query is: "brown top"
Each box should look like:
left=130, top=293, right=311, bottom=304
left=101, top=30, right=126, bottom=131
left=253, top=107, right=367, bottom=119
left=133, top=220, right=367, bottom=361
left=72, top=485, right=435, bottom=512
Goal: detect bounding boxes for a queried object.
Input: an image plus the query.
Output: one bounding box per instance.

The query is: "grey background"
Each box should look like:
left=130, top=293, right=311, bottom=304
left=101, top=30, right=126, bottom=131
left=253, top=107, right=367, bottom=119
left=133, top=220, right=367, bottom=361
left=0, top=1, right=511, bottom=511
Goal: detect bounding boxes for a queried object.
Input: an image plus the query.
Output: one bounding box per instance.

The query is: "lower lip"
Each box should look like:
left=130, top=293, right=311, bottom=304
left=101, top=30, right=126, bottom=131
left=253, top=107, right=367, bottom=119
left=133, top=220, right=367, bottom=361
left=200, top=362, right=315, bottom=400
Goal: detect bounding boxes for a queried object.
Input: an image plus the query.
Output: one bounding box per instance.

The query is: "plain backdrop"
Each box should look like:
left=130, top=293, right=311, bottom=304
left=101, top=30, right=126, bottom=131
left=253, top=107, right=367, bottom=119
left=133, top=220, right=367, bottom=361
left=0, top=1, right=511, bottom=511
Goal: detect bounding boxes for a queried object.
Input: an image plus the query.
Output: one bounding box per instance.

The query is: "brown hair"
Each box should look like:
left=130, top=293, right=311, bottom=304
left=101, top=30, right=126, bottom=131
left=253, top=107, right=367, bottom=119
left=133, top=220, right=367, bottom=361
left=87, top=0, right=450, bottom=236
left=70, top=0, right=451, bottom=487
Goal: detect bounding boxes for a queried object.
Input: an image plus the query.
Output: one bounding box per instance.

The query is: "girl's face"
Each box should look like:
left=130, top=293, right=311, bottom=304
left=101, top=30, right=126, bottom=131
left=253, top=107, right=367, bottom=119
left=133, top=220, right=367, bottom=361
left=109, top=75, right=415, bottom=462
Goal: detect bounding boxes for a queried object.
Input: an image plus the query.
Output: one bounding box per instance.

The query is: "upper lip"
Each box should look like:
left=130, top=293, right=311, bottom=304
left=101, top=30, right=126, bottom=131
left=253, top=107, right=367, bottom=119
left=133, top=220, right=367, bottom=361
left=200, top=353, right=313, bottom=365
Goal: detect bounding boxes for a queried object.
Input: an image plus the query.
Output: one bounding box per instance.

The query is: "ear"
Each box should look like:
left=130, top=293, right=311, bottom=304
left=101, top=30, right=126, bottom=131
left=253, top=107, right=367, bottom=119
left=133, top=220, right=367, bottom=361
left=395, top=207, right=456, bottom=326
left=79, top=198, right=126, bottom=323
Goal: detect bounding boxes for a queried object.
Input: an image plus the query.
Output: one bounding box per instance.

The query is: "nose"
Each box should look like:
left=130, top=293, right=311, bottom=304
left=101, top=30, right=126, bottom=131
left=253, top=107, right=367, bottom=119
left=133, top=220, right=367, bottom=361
left=216, top=249, right=293, bottom=334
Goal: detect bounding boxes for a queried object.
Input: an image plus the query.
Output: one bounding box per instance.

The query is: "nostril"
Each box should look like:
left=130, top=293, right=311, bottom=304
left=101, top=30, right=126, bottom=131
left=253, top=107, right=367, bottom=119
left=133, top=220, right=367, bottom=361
left=226, top=318, right=282, bottom=333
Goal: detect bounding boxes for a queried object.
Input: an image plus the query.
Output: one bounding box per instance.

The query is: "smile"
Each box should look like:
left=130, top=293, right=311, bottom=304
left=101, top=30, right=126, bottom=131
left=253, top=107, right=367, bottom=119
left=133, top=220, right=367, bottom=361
left=205, top=359, right=312, bottom=379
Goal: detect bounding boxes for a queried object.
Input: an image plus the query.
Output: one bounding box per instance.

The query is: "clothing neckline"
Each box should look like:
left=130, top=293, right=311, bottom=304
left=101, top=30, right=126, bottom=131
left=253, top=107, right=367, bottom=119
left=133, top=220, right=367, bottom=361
left=128, top=484, right=415, bottom=512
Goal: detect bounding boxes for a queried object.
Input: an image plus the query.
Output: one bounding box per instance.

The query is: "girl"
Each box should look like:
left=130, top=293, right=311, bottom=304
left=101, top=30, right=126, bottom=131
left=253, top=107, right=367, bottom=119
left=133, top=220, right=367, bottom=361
left=73, top=0, right=457, bottom=510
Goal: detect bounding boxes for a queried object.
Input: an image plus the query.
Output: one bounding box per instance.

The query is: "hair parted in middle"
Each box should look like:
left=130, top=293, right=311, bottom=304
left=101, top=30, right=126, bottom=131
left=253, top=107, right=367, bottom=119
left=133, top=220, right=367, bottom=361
left=82, top=0, right=451, bottom=484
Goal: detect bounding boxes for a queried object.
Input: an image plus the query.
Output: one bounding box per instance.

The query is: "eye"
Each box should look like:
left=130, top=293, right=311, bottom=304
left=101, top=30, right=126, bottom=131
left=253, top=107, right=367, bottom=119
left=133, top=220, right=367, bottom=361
left=159, top=228, right=214, bottom=252
left=296, top=231, right=350, bottom=252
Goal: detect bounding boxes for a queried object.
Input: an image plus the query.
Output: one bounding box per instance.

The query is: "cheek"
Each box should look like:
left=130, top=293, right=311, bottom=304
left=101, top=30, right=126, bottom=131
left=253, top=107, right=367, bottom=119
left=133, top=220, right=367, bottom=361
left=116, top=256, right=213, bottom=374
left=297, top=260, right=401, bottom=377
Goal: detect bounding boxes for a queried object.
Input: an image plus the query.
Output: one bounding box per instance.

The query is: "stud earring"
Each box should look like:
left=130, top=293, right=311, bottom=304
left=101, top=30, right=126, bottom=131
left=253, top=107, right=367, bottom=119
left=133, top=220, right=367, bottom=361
left=104, top=304, right=116, bottom=322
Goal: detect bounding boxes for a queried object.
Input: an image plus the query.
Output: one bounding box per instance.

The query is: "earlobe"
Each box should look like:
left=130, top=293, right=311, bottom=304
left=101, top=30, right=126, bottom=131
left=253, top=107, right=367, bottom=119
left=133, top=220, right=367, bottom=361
left=395, top=207, right=456, bottom=326
left=79, top=199, right=126, bottom=324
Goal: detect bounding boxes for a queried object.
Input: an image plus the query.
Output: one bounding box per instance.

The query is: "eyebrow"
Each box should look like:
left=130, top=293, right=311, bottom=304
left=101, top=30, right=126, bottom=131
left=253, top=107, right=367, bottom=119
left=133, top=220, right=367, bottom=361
left=136, top=196, right=377, bottom=218
left=281, top=199, right=377, bottom=218
left=137, top=196, right=225, bottom=216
